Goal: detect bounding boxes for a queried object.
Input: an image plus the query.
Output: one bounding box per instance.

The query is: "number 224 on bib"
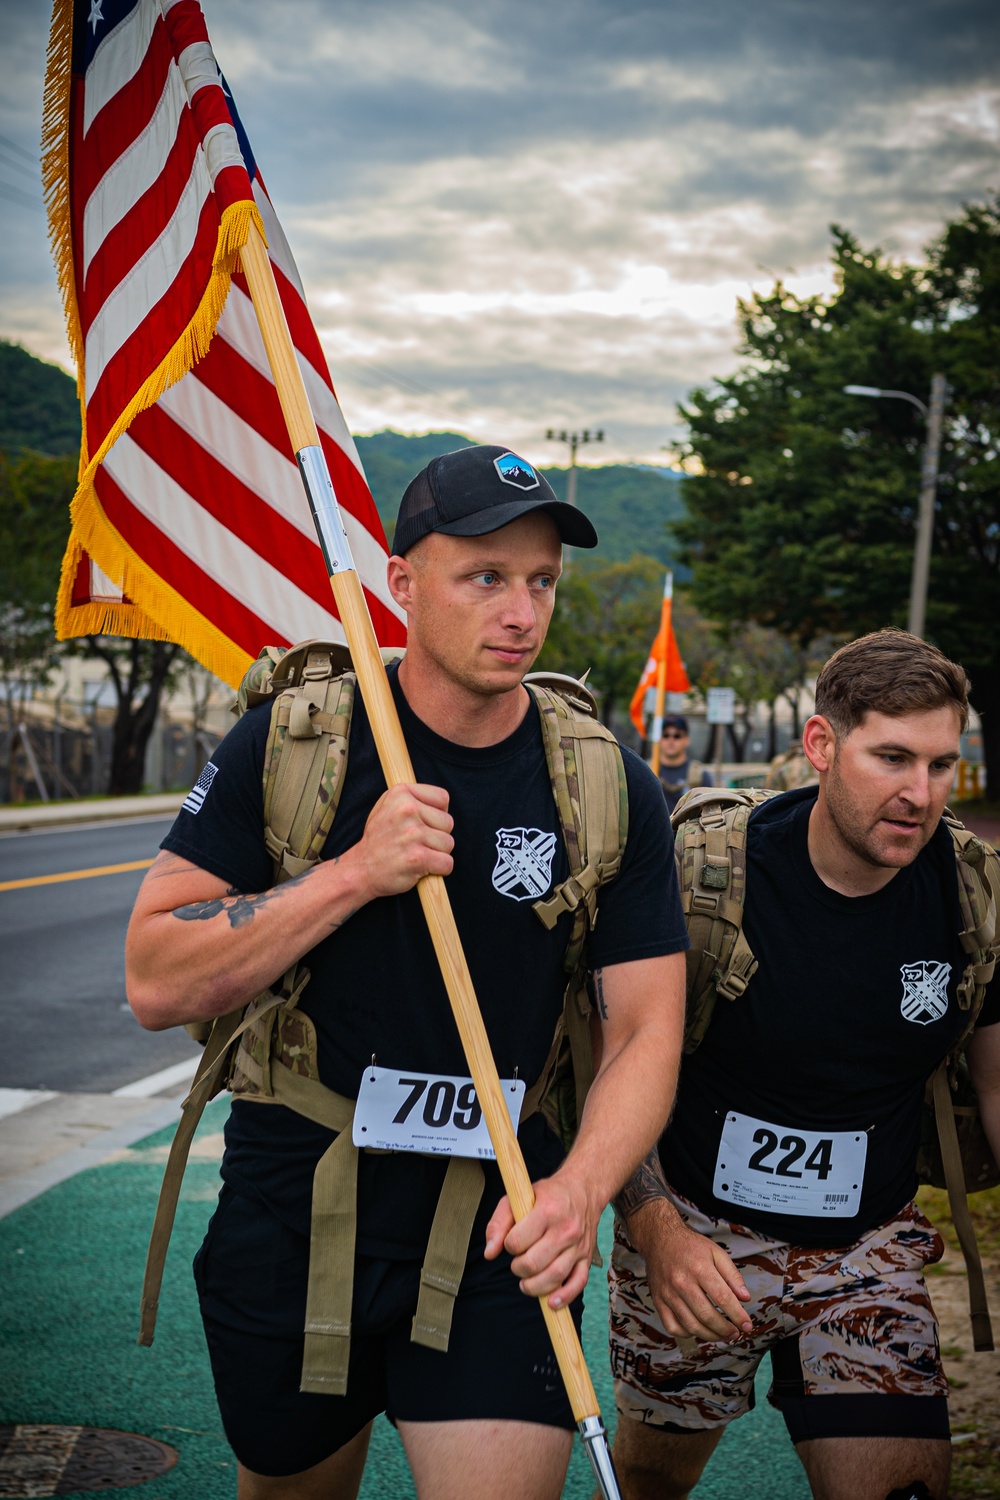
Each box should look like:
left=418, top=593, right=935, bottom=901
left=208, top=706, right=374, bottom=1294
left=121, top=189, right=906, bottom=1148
left=713, top=1111, right=868, bottom=1217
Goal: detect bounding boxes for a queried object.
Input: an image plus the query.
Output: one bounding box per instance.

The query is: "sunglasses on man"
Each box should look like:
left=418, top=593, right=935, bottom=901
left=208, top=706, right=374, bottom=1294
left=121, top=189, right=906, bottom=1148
left=661, top=729, right=686, bottom=740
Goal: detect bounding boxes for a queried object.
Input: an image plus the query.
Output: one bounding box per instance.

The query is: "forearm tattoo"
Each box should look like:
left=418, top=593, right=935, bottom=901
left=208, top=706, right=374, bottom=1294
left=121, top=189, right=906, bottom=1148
left=613, top=1143, right=670, bottom=1221
left=173, top=887, right=276, bottom=928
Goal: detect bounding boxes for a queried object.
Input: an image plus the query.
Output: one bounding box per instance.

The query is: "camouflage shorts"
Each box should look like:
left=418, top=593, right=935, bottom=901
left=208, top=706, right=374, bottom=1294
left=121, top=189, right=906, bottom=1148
left=609, top=1188, right=948, bottom=1433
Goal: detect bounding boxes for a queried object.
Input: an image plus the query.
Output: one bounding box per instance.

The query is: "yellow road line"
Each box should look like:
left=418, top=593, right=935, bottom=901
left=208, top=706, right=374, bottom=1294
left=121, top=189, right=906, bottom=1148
left=0, top=858, right=155, bottom=892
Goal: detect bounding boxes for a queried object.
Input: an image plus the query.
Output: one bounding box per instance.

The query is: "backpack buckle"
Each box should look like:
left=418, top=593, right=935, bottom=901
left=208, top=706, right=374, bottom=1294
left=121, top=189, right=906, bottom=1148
left=717, top=951, right=757, bottom=1001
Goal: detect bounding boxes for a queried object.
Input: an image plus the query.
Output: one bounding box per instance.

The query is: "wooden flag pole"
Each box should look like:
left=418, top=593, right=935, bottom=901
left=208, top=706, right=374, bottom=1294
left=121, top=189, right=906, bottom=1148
left=648, top=572, right=673, bottom=774
left=238, top=222, right=619, bottom=1494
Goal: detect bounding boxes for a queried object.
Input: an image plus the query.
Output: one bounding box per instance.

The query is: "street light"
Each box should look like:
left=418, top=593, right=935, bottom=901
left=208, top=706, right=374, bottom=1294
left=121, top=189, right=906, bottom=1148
left=843, top=376, right=947, bottom=638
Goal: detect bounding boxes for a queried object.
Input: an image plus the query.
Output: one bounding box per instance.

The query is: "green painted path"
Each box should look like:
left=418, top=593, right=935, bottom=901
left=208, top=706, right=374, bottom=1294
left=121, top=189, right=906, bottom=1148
left=0, top=1101, right=810, bottom=1498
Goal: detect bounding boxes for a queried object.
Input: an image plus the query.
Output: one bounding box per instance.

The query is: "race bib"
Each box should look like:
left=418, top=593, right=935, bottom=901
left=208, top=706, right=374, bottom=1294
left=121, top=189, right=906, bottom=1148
left=352, top=1066, right=525, bottom=1159
left=713, top=1110, right=868, bottom=1217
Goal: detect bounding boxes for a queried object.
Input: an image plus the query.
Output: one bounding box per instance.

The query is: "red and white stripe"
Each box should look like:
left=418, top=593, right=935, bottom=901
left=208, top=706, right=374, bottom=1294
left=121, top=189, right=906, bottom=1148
left=65, top=0, right=404, bottom=658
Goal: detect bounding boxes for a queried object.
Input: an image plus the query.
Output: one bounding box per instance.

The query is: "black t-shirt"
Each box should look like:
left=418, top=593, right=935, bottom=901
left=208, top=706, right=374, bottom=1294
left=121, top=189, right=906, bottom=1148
left=164, top=668, right=688, bottom=1257
left=661, top=786, right=1000, bottom=1246
left=658, top=759, right=712, bottom=816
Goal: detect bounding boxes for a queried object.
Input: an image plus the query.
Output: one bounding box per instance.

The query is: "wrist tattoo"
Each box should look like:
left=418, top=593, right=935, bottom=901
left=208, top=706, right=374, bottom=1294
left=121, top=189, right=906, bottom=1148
left=613, top=1144, right=670, bottom=1221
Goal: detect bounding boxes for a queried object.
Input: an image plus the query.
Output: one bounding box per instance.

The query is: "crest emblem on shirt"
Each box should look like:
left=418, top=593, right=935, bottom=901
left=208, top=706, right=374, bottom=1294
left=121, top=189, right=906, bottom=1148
left=900, top=960, right=951, bottom=1025
left=492, top=828, right=557, bottom=901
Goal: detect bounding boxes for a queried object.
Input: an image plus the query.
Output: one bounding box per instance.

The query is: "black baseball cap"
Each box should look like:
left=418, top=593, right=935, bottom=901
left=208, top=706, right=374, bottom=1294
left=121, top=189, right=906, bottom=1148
left=393, top=444, right=599, bottom=555
left=662, top=714, right=689, bottom=733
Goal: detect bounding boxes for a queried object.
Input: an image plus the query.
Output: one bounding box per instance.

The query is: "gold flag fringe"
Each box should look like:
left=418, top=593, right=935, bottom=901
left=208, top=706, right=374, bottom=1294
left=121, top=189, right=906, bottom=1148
left=56, top=527, right=254, bottom=688
left=43, top=0, right=269, bottom=687
left=53, top=197, right=265, bottom=688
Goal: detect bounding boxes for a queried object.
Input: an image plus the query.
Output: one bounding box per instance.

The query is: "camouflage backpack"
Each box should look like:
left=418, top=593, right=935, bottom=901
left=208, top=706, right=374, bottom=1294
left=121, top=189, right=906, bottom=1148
left=671, top=784, right=1000, bottom=1352
left=139, top=640, right=628, bottom=1388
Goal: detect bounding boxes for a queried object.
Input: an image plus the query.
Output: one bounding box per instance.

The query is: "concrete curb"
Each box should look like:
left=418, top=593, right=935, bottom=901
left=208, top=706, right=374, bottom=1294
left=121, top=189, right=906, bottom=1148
left=0, top=793, right=186, bottom=833
left=0, top=1094, right=184, bottom=1220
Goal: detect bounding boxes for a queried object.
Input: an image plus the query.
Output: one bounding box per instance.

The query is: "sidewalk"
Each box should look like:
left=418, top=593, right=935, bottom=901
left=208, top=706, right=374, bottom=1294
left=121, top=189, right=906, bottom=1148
left=0, top=1096, right=811, bottom=1499
left=0, top=794, right=186, bottom=835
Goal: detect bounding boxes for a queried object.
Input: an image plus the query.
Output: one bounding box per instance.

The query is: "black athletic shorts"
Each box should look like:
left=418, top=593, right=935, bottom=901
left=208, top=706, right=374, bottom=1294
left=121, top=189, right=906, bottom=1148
left=193, top=1185, right=584, bottom=1477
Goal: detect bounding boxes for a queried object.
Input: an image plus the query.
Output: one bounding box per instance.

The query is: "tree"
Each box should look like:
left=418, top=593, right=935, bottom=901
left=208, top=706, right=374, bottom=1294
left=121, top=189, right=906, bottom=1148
left=674, top=199, right=1000, bottom=791
left=72, top=637, right=185, bottom=796
left=0, top=449, right=75, bottom=763
left=536, top=554, right=663, bottom=727
left=536, top=555, right=818, bottom=757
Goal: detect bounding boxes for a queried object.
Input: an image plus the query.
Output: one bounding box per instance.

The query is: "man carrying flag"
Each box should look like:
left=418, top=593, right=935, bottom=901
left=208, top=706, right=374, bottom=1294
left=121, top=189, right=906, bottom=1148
left=43, top=2, right=690, bottom=1495
left=126, top=447, right=689, bottom=1497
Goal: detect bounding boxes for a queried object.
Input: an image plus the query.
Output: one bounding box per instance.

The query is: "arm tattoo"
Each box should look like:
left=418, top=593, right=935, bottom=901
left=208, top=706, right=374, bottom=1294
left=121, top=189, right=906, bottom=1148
left=173, top=888, right=277, bottom=928
left=613, top=1143, right=670, bottom=1222
left=593, top=968, right=608, bottom=1021
left=171, top=863, right=351, bottom=934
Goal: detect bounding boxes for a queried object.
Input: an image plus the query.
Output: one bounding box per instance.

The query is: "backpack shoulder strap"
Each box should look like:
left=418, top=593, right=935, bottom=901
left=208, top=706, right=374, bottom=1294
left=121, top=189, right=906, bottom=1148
left=145, top=643, right=363, bottom=1345
left=671, top=786, right=779, bottom=1051
left=526, top=677, right=628, bottom=961
left=521, top=675, right=628, bottom=1145
left=262, top=666, right=357, bottom=882
left=924, top=809, right=1000, bottom=1352
left=942, top=808, right=1000, bottom=1043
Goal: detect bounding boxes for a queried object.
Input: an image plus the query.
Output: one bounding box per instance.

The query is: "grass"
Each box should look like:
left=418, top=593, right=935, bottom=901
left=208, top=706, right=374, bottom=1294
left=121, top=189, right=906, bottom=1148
left=917, top=1183, right=1000, bottom=1261
left=916, top=1184, right=1000, bottom=1499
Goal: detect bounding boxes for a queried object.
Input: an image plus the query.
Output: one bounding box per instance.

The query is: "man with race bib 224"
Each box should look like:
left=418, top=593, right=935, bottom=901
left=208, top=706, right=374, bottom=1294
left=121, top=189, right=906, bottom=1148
left=609, top=630, right=1000, bottom=1500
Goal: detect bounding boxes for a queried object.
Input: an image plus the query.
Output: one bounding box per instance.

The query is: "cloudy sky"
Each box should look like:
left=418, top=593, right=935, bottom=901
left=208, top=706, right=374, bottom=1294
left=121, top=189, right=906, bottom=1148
left=1, top=0, right=998, bottom=464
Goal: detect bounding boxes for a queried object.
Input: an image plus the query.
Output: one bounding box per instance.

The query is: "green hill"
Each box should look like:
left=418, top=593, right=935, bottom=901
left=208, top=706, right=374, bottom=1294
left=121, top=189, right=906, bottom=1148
left=355, top=429, right=685, bottom=569
left=0, top=342, right=80, bottom=456
left=0, top=347, right=686, bottom=570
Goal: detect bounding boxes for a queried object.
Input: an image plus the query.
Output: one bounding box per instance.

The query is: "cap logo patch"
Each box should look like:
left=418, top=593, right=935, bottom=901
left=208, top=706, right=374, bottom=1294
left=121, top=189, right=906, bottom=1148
left=494, top=453, right=540, bottom=491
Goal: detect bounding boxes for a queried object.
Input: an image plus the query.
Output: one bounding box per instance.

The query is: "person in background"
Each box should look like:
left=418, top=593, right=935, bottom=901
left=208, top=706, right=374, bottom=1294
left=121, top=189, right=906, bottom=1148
left=657, top=714, right=712, bottom=815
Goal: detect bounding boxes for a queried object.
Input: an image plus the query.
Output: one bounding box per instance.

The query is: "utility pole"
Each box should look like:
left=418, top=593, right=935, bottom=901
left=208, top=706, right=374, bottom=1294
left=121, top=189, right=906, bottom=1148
left=908, top=373, right=947, bottom=639
left=843, top=376, right=948, bottom=639
left=546, top=428, right=603, bottom=563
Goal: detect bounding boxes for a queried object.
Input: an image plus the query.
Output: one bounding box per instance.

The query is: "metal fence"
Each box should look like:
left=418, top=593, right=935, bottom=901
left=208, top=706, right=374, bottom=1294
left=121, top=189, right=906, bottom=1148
left=0, top=715, right=222, bottom=804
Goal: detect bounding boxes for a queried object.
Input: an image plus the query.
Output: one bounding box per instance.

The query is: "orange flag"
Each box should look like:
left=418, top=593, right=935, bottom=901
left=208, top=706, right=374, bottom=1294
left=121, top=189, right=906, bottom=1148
left=630, top=601, right=691, bottom=736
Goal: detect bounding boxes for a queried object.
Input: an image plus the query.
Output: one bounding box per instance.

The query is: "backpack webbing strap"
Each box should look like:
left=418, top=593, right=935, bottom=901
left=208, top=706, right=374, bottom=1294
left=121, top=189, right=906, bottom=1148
left=411, top=1158, right=487, bottom=1351
left=530, top=685, right=627, bottom=955
left=932, top=1060, right=994, bottom=1352
left=263, top=1060, right=491, bottom=1394
left=674, top=795, right=766, bottom=1050
left=262, top=672, right=355, bottom=882
left=528, top=682, right=627, bottom=1136
left=138, top=989, right=287, bottom=1346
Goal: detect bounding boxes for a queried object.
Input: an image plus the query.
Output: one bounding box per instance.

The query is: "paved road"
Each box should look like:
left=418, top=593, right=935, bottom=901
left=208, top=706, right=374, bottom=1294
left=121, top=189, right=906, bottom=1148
left=0, top=815, right=201, bottom=1092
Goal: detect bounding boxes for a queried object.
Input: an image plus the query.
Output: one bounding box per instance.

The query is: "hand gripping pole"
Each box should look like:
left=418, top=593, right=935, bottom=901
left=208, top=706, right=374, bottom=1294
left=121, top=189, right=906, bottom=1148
left=238, top=221, right=622, bottom=1498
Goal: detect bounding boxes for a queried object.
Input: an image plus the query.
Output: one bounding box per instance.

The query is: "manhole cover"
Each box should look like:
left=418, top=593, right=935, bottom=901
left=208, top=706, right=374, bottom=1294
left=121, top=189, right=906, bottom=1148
left=0, top=1426, right=177, bottom=1496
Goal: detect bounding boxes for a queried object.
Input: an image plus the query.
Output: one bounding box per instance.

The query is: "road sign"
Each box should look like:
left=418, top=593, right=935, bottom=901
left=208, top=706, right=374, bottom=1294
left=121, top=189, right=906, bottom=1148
left=706, top=687, right=735, bottom=725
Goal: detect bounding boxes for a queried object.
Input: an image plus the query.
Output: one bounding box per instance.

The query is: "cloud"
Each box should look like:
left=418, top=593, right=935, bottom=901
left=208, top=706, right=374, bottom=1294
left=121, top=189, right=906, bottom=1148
left=1, top=0, right=997, bottom=462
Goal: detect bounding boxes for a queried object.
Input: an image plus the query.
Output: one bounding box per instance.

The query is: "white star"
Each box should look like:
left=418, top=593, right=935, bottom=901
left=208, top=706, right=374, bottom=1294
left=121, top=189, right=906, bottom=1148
left=88, top=0, right=104, bottom=35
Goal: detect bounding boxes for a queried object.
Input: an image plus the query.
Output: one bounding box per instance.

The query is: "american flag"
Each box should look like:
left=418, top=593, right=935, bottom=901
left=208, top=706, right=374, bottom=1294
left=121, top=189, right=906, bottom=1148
left=42, top=0, right=405, bottom=687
